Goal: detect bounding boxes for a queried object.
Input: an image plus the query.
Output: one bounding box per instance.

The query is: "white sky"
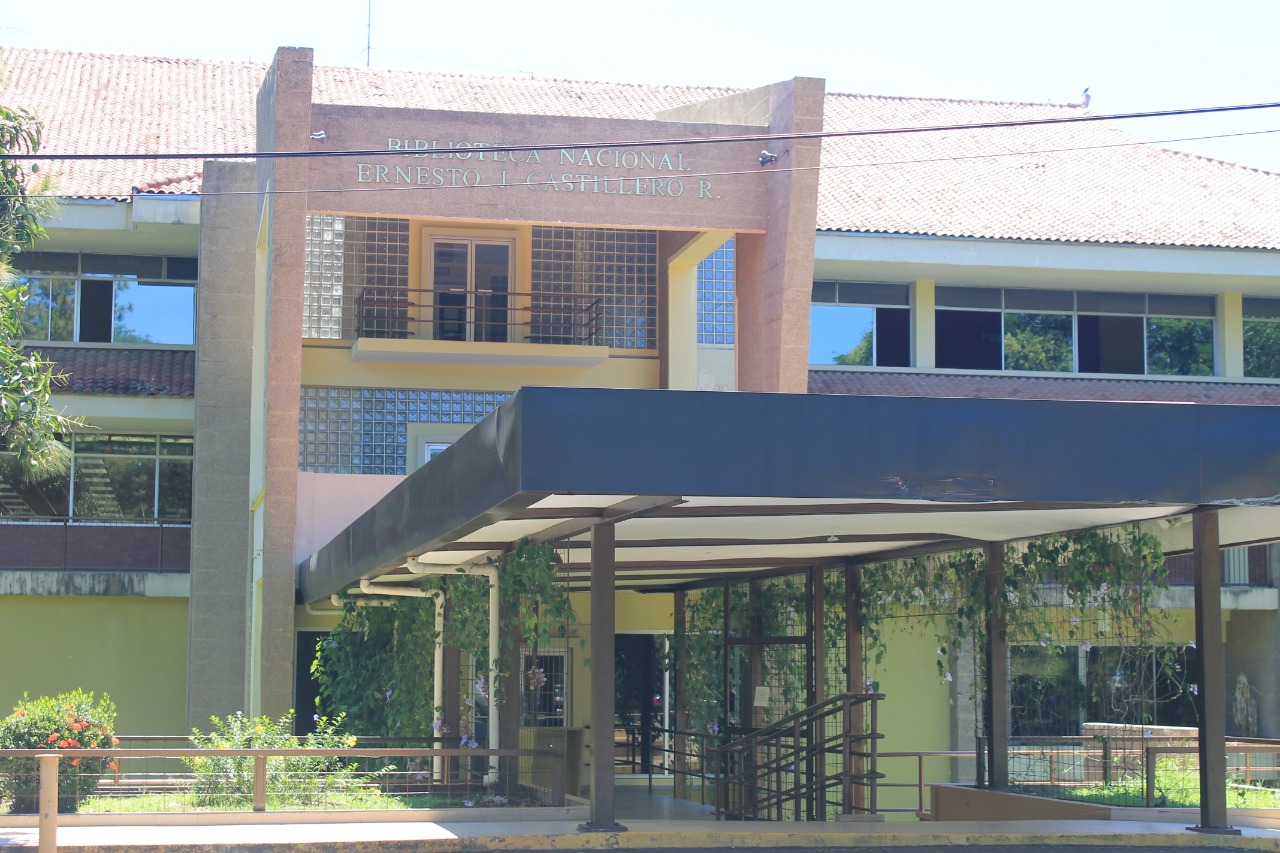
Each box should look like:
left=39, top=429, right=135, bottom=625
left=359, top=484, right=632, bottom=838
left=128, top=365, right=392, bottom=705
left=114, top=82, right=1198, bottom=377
left=4, top=0, right=1278, bottom=171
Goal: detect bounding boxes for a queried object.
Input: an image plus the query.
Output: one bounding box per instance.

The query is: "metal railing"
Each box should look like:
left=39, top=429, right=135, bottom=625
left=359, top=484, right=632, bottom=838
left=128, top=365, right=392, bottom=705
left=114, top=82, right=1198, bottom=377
left=354, top=286, right=604, bottom=346
left=0, top=744, right=567, bottom=815
left=707, top=692, right=883, bottom=821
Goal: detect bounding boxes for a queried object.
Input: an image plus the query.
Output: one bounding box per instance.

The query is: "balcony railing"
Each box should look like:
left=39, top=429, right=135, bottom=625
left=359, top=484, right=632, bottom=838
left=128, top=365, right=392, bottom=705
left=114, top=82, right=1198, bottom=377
left=354, top=286, right=604, bottom=346
left=0, top=516, right=190, bottom=572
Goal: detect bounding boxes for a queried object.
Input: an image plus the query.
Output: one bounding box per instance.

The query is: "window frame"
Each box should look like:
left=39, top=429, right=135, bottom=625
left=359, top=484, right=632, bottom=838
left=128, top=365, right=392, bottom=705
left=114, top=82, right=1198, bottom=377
left=809, top=280, right=911, bottom=367
left=425, top=230, right=519, bottom=344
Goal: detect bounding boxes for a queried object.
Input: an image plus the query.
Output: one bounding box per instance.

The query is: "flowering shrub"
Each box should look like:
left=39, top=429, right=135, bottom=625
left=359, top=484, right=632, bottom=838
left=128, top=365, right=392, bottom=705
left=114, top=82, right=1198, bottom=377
left=185, top=711, right=370, bottom=809
left=0, top=690, right=118, bottom=813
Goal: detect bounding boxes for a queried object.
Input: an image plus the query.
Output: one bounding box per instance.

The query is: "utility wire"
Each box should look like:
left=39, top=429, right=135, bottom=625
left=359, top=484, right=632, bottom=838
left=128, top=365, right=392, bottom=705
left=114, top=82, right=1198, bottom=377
left=6, top=127, right=1275, bottom=200
left=5, top=101, right=1279, bottom=162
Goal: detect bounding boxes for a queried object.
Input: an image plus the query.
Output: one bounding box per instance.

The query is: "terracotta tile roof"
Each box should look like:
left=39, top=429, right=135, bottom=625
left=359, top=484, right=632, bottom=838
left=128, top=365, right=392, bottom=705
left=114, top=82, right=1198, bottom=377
left=3, top=46, right=1278, bottom=249
left=32, top=346, right=195, bottom=397
left=819, top=93, right=1280, bottom=250
left=808, top=369, right=1280, bottom=406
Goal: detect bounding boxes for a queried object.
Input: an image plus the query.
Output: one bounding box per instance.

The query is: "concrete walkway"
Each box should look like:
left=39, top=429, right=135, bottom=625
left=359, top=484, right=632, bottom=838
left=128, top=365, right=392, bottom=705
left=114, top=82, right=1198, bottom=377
left=4, top=816, right=1280, bottom=852
left=3, top=790, right=1279, bottom=851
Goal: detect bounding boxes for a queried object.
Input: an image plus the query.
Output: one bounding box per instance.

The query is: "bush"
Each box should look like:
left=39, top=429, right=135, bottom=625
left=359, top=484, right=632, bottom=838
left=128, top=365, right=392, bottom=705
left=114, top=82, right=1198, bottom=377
left=0, top=690, right=118, bottom=814
left=185, top=711, right=370, bottom=809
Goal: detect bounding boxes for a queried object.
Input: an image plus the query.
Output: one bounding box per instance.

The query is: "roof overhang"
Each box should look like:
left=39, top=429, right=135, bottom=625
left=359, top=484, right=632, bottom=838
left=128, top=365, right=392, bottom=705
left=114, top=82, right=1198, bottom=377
left=299, top=387, right=1280, bottom=604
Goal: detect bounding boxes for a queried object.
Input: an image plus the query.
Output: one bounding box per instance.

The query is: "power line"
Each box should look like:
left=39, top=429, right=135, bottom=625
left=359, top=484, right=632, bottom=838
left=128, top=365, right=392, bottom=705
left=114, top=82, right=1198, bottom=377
left=5, top=102, right=1279, bottom=163
left=6, top=127, right=1276, bottom=201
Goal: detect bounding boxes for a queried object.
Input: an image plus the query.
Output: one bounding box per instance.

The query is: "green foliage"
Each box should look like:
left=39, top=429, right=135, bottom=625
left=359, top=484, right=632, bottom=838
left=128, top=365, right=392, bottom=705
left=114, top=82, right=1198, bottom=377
left=1146, top=317, right=1214, bottom=376
left=498, top=539, right=575, bottom=657
left=859, top=525, right=1172, bottom=719
left=313, top=597, right=439, bottom=738
left=832, top=329, right=872, bottom=366
left=1, top=105, right=73, bottom=478
left=1004, top=314, right=1073, bottom=372
left=185, top=711, right=369, bottom=809
left=0, top=105, right=50, bottom=255
left=0, top=690, right=118, bottom=814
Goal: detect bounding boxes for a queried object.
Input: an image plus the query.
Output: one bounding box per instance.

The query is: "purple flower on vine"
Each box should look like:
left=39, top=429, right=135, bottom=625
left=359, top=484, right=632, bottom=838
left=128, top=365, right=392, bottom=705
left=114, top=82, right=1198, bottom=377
left=475, top=675, right=487, bottom=697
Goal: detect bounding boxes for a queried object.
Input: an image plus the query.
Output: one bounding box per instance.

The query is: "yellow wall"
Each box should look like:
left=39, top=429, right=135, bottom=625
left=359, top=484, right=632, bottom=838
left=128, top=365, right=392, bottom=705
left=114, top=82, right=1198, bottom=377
left=301, top=346, right=658, bottom=391
left=0, top=596, right=188, bottom=734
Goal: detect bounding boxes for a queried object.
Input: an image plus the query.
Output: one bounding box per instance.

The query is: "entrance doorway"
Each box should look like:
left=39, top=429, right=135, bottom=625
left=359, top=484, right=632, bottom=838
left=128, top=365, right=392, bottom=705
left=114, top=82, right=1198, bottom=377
left=614, top=633, right=669, bottom=775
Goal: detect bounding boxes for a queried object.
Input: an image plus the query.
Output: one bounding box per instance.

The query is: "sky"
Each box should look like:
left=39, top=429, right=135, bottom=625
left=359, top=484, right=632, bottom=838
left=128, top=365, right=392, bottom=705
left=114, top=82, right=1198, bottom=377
left=3, top=0, right=1278, bottom=172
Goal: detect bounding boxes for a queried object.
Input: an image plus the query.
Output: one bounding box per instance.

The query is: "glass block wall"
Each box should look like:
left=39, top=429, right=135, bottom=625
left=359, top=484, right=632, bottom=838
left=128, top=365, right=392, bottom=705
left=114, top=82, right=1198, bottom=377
left=303, top=215, right=346, bottom=339
left=531, top=226, right=657, bottom=349
left=299, top=386, right=509, bottom=474
left=303, top=216, right=410, bottom=339
left=697, top=238, right=735, bottom=345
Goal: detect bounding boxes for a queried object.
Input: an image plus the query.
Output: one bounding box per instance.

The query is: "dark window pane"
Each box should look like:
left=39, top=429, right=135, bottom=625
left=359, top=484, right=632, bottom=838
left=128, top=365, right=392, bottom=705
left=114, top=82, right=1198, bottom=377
left=165, top=257, right=199, bottom=281
left=1077, top=314, right=1144, bottom=374
left=1076, top=291, right=1144, bottom=315
left=936, top=286, right=1001, bottom=309
left=839, top=281, right=909, bottom=306
left=433, top=241, right=470, bottom=342
left=158, top=459, right=192, bottom=520
left=1004, top=289, right=1074, bottom=312
left=936, top=309, right=1001, bottom=369
left=474, top=243, right=510, bottom=343
left=159, top=437, right=194, bottom=457
left=1244, top=321, right=1280, bottom=378
left=74, top=435, right=157, bottom=455
left=875, top=307, right=911, bottom=367
left=1004, top=312, right=1073, bottom=372
left=82, top=254, right=164, bottom=278
left=0, top=454, right=70, bottom=516
left=11, top=252, right=77, bottom=274
left=1147, top=294, right=1215, bottom=318
left=811, top=281, right=836, bottom=303
left=1244, top=297, right=1280, bottom=320
left=78, top=280, right=114, bottom=343
left=1146, top=317, right=1214, bottom=376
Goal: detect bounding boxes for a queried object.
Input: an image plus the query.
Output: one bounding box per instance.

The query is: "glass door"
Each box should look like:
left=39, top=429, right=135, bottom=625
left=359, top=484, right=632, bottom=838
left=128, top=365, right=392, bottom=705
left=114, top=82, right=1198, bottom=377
left=430, top=238, right=513, bottom=342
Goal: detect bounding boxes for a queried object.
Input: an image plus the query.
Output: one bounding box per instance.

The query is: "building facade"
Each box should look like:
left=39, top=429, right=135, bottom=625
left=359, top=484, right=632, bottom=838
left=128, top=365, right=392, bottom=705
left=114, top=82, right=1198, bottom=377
left=2, top=45, right=1280, bottom=799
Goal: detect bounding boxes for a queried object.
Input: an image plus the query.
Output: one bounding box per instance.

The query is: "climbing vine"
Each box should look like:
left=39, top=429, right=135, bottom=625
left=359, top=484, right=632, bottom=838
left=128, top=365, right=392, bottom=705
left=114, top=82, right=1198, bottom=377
left=313, top=538, right=576, bottom=737
left=676, top=524, right=1179, bottom=738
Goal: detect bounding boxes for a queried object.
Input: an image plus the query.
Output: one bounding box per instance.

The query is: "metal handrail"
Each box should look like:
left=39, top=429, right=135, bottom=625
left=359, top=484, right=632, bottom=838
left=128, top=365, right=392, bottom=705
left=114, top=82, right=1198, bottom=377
left=707, top=692, right=883, bottom=821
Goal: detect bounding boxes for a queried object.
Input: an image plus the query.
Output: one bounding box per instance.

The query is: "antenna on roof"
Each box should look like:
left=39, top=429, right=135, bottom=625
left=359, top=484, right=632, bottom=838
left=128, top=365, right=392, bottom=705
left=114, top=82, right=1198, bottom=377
left=366, top=0, right=372, bottom=68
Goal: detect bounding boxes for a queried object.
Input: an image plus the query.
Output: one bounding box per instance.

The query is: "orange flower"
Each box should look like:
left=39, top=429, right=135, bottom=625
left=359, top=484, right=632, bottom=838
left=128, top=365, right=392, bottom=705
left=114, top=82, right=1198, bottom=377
left=70, top=757, right=80, bottom=768
left=15, top=709, right=24, bottom=717
left=111, top=737, right=120, bottom=746
left=107, top=761, right=118, bottom=771
left=57, top=740, right=69, bottom=748
left=47, top=734, right=58, bottom=743
left=68, top=739, right=80, bottom=748
left=65, top=715, right=74, bottom=724
left=71, top=722, right=84, bottom=731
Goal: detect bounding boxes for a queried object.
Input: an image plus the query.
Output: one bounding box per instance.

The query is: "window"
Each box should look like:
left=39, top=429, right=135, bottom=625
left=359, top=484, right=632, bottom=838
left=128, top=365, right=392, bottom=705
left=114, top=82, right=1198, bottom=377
left=521, top=650, right=569, bottom=727
left=1243, top=297, right=1280, bottom=378
left=14, top=253, right=197, bottom=345
left=932, top=287, right=1215, bottom=376
left=809, top=281, right=910, bottom=366
left=0, top=434, right=192, bottom=521
left=431, top=238, right=514, bottom=343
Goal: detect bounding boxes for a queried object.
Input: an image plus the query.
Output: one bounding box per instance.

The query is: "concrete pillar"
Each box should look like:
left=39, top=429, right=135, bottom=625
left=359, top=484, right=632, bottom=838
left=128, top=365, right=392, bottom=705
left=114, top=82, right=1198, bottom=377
left=1192, top=511, right=1237, bottom=833
left=1217, top=292, right=1244, bottom=378
left=188, top=160, right=259, bottom=726
left=984, top=543, right=1009, bottom=790
left=658, top=78, right=825, bottom=393
left=911, top=280, right=936, bottom=369
left=253, top=46, right=314, bottom=718
left=659, top=231, right=731, bottom=390
left=581, top=522, right=625, bottom=831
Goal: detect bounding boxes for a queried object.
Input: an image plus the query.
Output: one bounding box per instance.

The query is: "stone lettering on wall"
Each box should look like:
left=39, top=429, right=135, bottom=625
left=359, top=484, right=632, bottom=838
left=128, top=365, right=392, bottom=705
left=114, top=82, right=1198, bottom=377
left=356, top=139, right=719, bottom=200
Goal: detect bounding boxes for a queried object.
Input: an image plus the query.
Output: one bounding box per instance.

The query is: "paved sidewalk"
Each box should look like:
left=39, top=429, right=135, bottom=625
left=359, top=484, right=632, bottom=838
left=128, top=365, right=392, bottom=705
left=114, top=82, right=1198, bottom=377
left=3, top=817, right=1280, bottom=852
